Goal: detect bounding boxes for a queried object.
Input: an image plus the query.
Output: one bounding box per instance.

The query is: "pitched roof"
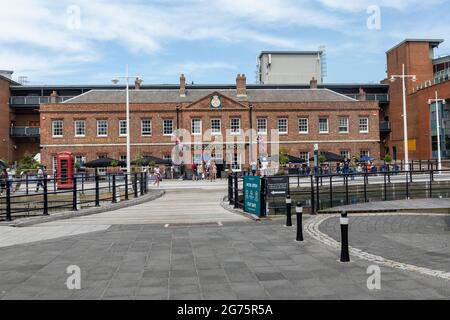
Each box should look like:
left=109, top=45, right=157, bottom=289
left=63, top=88, right=356, bottom=104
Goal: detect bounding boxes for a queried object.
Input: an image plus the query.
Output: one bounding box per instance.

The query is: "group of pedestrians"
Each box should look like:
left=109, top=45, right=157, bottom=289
left=0, top=166, right=46, bottom=196
left=191, top=161, right=217, bottom=181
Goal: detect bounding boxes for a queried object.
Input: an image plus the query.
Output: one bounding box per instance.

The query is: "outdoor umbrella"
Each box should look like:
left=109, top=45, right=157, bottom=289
left=286, top=154, right=306, bottom=164
left=131, top=155, right=170, bottom=166
left=309, top=152, right=345, bottom=162
left=360, top=156, right=375, bottom=162
left=84, top=157, right=125, bottom=168
left=0, top=160, right=7, bottom=169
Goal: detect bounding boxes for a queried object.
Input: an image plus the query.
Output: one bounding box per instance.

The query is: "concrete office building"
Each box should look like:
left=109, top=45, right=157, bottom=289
left=257, top=51, right=325, bottom=85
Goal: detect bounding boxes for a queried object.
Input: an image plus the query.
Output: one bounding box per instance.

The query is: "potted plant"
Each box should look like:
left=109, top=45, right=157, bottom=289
left=384, top=154, right=392, bottom=163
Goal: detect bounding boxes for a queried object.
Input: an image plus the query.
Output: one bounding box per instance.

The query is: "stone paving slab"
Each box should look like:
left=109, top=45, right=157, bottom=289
left=0, top=217, right=449, bottom=300
left=320, top=198, right=450, bottom=213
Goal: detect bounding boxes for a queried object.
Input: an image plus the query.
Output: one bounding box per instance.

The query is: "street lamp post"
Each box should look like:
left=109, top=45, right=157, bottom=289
left=112, top=65, right=141, bottom=174
left=390, top=64, right=416, bottom=171
left=428, top=91, right=446, bottom=172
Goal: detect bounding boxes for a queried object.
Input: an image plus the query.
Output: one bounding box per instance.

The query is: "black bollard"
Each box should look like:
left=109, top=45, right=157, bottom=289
left=285, top=194, right=292, bottom=226
left=296, top=202, right=303, bottom=241
left=340, top=210, right=350, bottom=262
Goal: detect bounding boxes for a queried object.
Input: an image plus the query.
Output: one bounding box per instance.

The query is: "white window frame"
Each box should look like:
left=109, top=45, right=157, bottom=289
left=360, top=150, right=370, bottom=158
left=74, top=120, right=85, bottom=137
left=298, top=118, right=308, bottom=134
left=211, top=118, right=221, bottom=135
left=319, top=118, right=329, bottom=134
left=299, top=152, right=310, bottom=162
left=359, top=117, right=369, bottom=133
left=340, top=150, right=350, bottom=160
left=231, top=153, right=242, bottom=171
left=230, top=118, right=241, bottom=135
left=191, top=118, right=202, bottom=135
left=163, top=119, right=173, bottom=136
left=119, top=155, right=127, bottom=169
left=97, top=120, right=108, bottom=137
left=278, top=118, right=288, bottom=134
left=141, top=119, right=152, bottom=136
left=119, top=120, right=127, bottom=137
left=52, top=120, right=63, bottom=137
left=339, top=117, right=349, bottom=133
left=257, top=118, right=267, bottom=135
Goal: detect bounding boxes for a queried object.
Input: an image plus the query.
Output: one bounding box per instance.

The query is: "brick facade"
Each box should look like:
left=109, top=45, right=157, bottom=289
left=0, top=77, right=11, bottom=163
left=386, top=40, right=450, bottom=160
left=39, top=76, right=380, bottom=171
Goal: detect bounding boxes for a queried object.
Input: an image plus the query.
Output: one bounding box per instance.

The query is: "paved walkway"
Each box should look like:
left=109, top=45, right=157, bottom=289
left=320, top=198, right=450, bottom=213
left=0, top=217, right=448, bottom=300
left=0, top=180, right=246, bottom=248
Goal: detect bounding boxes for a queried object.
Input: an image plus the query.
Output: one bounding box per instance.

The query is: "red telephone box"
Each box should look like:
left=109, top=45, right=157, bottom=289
left=56, top=151, right=74, bottom=189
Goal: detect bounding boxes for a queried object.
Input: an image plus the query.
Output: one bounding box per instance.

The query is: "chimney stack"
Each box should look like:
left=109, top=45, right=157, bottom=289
left=135, top=77, right=142, bottom=90
left=50, top=90, right=59, bottom=104
left=180, top=74, right=186, bottom=97
left=357, top=87, right=366, bottom=101
left=310, top=77, right=318, bottom=89
left=236, top=74, right=247, bottom=97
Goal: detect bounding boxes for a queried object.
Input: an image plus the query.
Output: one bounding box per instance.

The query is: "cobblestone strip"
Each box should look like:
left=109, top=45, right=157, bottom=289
left=305, top=213, right=450, bottom=281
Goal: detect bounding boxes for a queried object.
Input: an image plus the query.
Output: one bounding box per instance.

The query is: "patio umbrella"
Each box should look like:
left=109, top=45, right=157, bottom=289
left=309, top=152, right=345, bottom=162
left=131, top=155, right=170, bottom=166
left=286, top=154, right=306, bottom=164
left=84, top=157, right=125, bottom=168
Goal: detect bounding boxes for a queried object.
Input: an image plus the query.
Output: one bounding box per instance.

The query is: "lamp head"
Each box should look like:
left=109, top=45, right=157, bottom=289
left=411, top=75, right=417, bottom=82
left=389, top=76, right=395, bottom=83
left=111, top=78, right=119, bottom=85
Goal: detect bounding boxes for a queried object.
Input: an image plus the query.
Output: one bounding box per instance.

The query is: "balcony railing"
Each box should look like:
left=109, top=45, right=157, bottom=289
left=9, top=96, right=74, bottom=106
left=10, top=127, right=40, bottom=137
left=345, top=93, right=389, bottom=102
left=379, top=121, right=391, bottom=132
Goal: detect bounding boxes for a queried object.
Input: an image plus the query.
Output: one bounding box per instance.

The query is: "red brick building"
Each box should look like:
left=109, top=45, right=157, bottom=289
left=39, top=75, right=380, bottom=172
left=384, top=39, right=450, bottom=160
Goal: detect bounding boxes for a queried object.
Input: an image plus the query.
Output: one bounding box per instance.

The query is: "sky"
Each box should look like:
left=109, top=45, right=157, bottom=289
left=1, top=0, right=449, bottom=86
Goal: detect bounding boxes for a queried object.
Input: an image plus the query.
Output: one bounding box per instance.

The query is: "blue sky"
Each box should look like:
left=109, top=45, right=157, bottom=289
left=1, top=0, right=449, bottom=85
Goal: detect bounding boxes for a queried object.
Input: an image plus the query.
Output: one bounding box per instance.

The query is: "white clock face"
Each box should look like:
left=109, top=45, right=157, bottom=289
left=211, top=96, right=221, bottom=108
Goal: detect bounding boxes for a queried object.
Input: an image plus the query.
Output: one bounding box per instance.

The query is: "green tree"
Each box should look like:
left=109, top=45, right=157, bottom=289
left=17, top=155, right=40, bottom=172
left=279, top=147, right=289, bottom=166
left=318, top=155, right=326, bottom=165
left=110, top=159, right=118, bottom=167
left=384, top=154, right=392, bottom=163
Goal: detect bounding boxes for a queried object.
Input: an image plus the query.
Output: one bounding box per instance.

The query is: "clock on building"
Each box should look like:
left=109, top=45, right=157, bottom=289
left=210, top=95, right=222, bottom=108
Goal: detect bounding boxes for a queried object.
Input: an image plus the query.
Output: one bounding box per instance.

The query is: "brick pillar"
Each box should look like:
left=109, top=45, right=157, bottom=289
left=236, top=74, right=247, bottom=97
left=50, top=90, right=59, bottom=104
left=180, top=74, right=186, bottom=97
left=310, top=77, right=317, bottom=89
left=357, top=88, right=366, bottom=101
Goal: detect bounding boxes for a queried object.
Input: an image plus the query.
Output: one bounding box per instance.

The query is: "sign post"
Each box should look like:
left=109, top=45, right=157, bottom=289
left=266, top=176, right=289, bottom=197
left=244, top=176, right=261, bottom=216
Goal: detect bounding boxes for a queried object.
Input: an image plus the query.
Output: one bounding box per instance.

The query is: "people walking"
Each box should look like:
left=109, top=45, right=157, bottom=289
left=35, top=166, right=45, bottom=192
left=153, top=166, right=161, bottom=188
left=0, top=169, right=7, bottom=196
left=191, top=163, right=197, bottom=181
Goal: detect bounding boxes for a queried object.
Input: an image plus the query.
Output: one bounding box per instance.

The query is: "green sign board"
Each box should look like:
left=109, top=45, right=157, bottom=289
left=244, top=176, right=261, bottom=216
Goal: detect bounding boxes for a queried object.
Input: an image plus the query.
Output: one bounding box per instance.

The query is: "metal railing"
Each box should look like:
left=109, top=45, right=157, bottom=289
left=0, top=172, right=150, bottom=221
left=10, top=127, right=40, bottom=137
left=379, top=121, right=391, bottom=132
left=229, top=167, right=450, bottom=216
left=9, top=96, right=75, bottom=106
left=345, top=93, right=389, bottom=102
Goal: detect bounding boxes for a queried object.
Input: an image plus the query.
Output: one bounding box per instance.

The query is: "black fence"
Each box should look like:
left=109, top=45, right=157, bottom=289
left=228, top=168, right=450, bottom=216
left=0, top=172, right=150, bottom=221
